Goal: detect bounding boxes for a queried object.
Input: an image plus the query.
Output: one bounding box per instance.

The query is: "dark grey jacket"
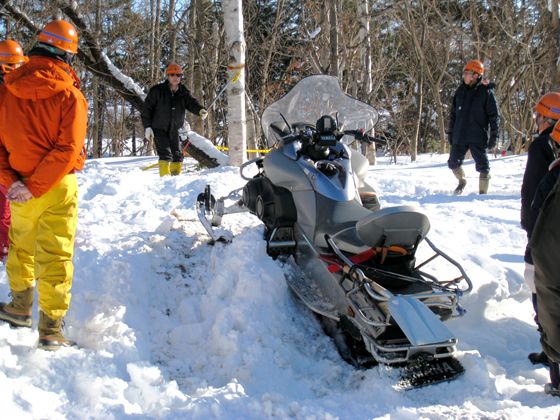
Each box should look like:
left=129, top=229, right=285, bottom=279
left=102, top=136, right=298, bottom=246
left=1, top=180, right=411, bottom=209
left=521, top=128, right=557, bottom=263
left=448, top=80, right=499, bottom=147
left=531, top=175, right=560, bottom=363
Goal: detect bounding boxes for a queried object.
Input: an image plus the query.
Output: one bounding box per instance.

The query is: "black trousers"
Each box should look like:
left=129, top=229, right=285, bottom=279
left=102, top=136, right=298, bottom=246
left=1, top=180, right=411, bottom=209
left=153, top=128, right=183, bottom=162
left=447, top=143, right=490, bottom=173
left=551, top=361, right=560, bottom=387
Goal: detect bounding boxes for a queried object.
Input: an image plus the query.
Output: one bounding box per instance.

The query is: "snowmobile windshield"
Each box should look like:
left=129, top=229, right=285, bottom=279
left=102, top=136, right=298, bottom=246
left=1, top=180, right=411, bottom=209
left=261, top=75, right=378, bottom=148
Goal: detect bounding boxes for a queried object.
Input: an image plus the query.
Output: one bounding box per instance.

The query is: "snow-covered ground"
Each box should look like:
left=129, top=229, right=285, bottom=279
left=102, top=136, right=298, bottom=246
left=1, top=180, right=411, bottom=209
left=1, top=152, right=559, bottom=419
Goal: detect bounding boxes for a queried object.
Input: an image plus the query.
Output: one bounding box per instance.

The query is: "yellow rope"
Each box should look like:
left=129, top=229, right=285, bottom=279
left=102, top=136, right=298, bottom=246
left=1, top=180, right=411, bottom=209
left=215, top=145, right=271, bottom=153
left=141, top=163, right=159, bottom=171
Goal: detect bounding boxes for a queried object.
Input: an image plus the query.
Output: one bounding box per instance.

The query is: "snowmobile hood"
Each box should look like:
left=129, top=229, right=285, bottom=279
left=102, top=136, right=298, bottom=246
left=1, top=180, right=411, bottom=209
left=4, top=55, right=80, bottom=100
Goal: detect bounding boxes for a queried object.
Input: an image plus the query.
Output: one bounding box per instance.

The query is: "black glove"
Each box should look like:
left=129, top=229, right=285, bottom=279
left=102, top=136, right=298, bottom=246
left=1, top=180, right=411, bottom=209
left=487, top=136, right=497, bottom=149
left=447, top=134, right=453, bottom=145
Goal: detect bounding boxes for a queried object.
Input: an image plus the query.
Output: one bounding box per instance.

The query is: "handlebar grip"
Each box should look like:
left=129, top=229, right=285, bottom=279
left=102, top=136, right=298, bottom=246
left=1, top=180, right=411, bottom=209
left=366, top=136, right=387, bottom=145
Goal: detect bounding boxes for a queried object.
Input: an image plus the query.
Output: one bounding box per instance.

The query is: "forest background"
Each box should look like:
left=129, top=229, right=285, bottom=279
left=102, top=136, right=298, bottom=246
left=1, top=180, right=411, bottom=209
left=1, top=0, right=558, bottom=163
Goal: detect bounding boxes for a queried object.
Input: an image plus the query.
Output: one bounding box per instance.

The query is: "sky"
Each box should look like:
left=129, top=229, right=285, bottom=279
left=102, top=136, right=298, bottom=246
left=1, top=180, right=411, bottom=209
left=1, top=152, right=559, bottom=419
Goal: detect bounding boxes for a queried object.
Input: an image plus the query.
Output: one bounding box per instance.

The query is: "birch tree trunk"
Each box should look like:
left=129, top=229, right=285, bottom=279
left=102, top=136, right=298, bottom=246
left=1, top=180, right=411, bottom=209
left=223, top=0, right=247, bottom=166
left=149, top=0, right=157, bottom=82
left=357, top=0, right=375, bottom=164
left=328, top=0, right=339, bottom=77
left=358, top=0, right=372, bottom=96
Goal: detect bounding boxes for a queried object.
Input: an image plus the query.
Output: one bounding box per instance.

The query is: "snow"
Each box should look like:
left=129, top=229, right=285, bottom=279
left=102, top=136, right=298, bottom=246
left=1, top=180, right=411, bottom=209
left=1, top=152, right=559, bottom=419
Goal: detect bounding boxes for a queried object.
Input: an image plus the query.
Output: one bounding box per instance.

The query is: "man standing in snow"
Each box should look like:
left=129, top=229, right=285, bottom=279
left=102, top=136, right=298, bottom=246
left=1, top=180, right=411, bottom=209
left=0, top=39, right=28, bottom=262
left=141, top=63, right=207, bottom=177
left=0, top=20, right=87, bottom=351
left=531, top=161, right=560, bottom=397
left=447, top=59, right=500, bottom=194
left=520, top=92, right=560, bottom=367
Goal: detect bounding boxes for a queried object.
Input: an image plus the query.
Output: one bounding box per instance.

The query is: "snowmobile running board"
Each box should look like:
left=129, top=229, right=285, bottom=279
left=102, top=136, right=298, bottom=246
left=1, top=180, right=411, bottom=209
left=283, top=262, right=339, bottom=320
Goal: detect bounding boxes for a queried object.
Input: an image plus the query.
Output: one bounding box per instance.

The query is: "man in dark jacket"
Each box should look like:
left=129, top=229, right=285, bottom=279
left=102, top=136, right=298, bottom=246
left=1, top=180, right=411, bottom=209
left=520, top=92, right=560, bottom=367
left=141, top=63, right=207, bottom=176
left=531, top=162, right=560, bottom=396
left=447, top=59, right=500, bottom=194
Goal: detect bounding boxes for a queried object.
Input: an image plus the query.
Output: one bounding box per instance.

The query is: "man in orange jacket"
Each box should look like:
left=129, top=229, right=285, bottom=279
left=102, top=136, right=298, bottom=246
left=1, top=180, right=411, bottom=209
left=0, top=39, right=28, bottom=262
left=0, top=20, right=87, bottom=351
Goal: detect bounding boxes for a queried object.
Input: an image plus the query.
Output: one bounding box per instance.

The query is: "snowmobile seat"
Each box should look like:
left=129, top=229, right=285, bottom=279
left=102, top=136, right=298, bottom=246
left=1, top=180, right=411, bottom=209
left=355, top=205, right=430, bottom=251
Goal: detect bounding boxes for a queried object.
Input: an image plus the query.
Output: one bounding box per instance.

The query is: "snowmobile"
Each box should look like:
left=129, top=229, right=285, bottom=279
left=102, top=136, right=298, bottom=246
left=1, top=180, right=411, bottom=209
left=196, top=75, right=472, bottom=389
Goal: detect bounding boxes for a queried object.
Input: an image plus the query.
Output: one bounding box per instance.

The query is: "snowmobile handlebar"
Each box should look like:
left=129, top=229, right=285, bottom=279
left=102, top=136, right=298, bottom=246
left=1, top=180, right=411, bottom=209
left=342, top=130, right=387, bottom=146
left=275, top=126, right=386, bottom=152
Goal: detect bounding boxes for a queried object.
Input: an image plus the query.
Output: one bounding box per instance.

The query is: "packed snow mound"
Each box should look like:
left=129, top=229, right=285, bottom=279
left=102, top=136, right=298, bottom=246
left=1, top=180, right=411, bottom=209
left=0, top=154, right=559, bottom=419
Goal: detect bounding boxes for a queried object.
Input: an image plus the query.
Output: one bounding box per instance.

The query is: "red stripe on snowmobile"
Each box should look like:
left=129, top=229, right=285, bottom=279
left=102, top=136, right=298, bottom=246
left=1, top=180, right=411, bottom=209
left=323, top=246, right=409, bottom=273
left=325, top=248, right=377, bottom=273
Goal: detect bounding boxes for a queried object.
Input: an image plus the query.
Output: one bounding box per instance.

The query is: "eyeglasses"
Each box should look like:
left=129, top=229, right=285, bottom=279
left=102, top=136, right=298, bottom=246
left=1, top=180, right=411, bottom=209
left=169, top=74, right=182, bottom=77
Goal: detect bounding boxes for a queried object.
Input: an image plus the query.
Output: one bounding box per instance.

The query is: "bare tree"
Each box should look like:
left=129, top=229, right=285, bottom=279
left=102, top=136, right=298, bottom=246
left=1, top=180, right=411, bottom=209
left=223, top=0, right=247, bottom=165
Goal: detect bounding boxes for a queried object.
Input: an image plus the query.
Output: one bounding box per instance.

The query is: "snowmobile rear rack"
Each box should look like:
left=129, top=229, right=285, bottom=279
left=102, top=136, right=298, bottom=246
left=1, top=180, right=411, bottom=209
left=324, top=235, right=463, bottom=365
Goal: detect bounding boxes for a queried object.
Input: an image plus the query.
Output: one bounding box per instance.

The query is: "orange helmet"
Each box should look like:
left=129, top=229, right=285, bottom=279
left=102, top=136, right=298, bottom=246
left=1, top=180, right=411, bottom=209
left=534, top=92, right=560, bottom=120
left=551, top=120, right=560, bottom=144
left=0, top=40, right=28, bottom=65
left=464, top=60, right=484, bottom=75
left=166, top=63, right=183, bottom=75
left=37, top=19, right=78, bottom=54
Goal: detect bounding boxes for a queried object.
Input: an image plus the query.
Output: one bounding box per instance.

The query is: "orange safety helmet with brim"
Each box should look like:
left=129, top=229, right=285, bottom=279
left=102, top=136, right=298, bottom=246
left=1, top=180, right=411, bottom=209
left=535, top=92, right=560, bottom=121
left=37, top=19, right=79, bottom=54
left=0, top=40, right=28, bottom=74
left=166, top=63, right=184, bottom=75
left=551, top=120, right=560, bottom=144
left=464, top=59, right=484, bottom=75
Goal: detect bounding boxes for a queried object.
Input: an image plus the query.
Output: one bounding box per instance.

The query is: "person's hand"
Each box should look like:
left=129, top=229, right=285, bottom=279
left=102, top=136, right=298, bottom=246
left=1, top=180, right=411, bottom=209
left=7, top=180, right=33, bottom=203
left=145, top=127, right=154, bottom=142
left=487, top=136, right=497, bottom=150
left=447, top=134, right=452, bottom=145
left=199, top=109, right=208, bottom=120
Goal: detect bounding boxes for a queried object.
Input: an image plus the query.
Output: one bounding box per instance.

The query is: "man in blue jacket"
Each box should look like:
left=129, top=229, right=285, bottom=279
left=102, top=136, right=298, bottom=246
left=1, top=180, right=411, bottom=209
left=447, top=59, right=500, bottom=194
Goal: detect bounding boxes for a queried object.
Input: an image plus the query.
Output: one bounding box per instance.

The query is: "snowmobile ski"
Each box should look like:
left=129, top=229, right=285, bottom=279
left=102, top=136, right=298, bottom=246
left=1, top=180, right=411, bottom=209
left=196, top=185, right=232, bottom=244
